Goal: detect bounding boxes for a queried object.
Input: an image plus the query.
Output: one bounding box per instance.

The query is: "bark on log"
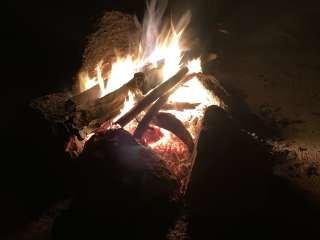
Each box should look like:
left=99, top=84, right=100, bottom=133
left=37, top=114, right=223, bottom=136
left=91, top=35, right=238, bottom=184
left=53, top=128, right=179, bottom=239
left=133, top=90, right=172, bottom=140
left=116, top=67, right=189, bottom=127
left=68, top=73, right=145, bottom=130
left=67, top=61, right=164, bottom=111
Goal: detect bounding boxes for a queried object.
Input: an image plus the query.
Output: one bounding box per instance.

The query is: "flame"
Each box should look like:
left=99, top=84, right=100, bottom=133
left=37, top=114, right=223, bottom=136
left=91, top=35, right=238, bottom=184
left=78, top=71, right=96, bottom=92
left=116, top=90, right=135, bottom=121
left=78, top=0, right=219, bottom=144
left=187, top=58, right=202, bottom=74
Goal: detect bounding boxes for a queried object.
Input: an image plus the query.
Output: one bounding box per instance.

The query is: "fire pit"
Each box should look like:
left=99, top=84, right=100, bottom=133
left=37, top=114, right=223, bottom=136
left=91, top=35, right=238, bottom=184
left=30, top=1, right=272, bottom=239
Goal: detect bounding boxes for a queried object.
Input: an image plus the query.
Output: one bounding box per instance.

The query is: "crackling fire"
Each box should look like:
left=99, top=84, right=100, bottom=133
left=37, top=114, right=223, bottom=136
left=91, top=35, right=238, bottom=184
left=73, top=0, right=219, bottom=186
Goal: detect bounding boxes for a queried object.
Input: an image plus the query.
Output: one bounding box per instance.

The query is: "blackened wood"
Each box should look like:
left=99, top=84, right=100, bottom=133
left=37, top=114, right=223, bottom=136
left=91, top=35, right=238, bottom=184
left=53, top=128, right=179, bottom=239
left=133, top=91, right=172, bottom=140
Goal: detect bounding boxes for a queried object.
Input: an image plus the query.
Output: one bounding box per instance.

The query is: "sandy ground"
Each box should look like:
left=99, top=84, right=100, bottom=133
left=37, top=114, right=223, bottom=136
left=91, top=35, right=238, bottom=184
left=205, top=1, right=320, bottom=204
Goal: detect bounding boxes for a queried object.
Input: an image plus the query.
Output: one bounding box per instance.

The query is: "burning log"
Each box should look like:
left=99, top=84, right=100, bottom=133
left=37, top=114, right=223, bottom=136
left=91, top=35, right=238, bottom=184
left=186, top=105, right=272, bottom=218
left=67, top=61, right=164, bottom=111
left=152, top=112, right=194, bottom=152
left=65, top=79, right=109, bottom=112
left=67, top=73, right=145, bottom=131
left=53, top=128, right=179, bottom=239
left=133, top=88, right=194, bottom=152
left=116, top=67, right=189, bottom=127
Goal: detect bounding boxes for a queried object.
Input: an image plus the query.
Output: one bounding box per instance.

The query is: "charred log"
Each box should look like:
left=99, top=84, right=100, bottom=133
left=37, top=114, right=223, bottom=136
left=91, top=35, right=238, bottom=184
left=53, top=128, right=179, bottom=239
left=152, top=112, right=194, bottom=152
left=67, top=73, right=144, bottom=130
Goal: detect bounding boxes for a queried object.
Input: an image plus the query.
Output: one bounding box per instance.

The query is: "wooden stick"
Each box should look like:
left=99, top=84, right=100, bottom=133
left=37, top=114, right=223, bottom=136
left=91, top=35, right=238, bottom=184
left=66, top=60, right=164, bottom=111
left=133, top=91, right=172, bottom=139
left=116, top=67, right=189, bottom=127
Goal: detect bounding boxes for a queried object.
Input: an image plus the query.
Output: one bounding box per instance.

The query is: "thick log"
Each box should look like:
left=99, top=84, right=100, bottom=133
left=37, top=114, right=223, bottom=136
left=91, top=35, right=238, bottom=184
left=116, top=67, right=189, bottom=127
left=68, top=73, right=144, bottom=130
left=53, top=128, right=179, bottom=239
left=66, top=79, right=109, bottom=112
left=67, top=61, right=164, bottom=111
left=152, top=112, right=194, bottom=152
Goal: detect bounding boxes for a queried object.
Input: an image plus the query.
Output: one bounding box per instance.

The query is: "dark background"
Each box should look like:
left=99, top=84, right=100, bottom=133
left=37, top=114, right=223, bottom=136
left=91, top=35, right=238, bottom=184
left=2, top=0, right=320, bottom=237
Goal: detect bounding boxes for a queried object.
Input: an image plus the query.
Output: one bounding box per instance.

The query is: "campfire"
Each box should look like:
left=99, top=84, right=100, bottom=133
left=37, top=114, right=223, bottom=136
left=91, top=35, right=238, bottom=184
left=29, top=1, right=276, bottom=238
left=31, top=0, right=230, bottom=196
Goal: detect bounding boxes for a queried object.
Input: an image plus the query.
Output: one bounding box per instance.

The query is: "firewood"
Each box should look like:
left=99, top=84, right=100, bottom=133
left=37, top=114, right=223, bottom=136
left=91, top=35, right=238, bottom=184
left=67, top=61, right=164, bottom=111
left=152, top=112, right=194, bottom=152
left=116, top=67, right=189, bottom=127
left=196, top=73, right=231, bottom=109
left=65, top=79, right=109, bottom=112
left=133, top=72, right=196, bottom=141
left=133, top=90, right=172, bottom=140
left=68, top=73, right=145, bottom=130
left=53, top=128, right=179, bottom=239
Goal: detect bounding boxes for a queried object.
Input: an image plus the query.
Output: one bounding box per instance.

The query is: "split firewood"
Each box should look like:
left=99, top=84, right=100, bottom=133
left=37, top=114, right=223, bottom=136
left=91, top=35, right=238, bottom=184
left=53, top=128, right=179, bottom=239
left=67, top=60, right=165, bottom=111
left=133, top=72, right=196, bottom=140
left=67, top=73, right=145, bottom=130
left=116, top=67, right=189, bottom=127
left=65, top=79, right=109, bottom=112
left=152, top=112, right=194, bottom=152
